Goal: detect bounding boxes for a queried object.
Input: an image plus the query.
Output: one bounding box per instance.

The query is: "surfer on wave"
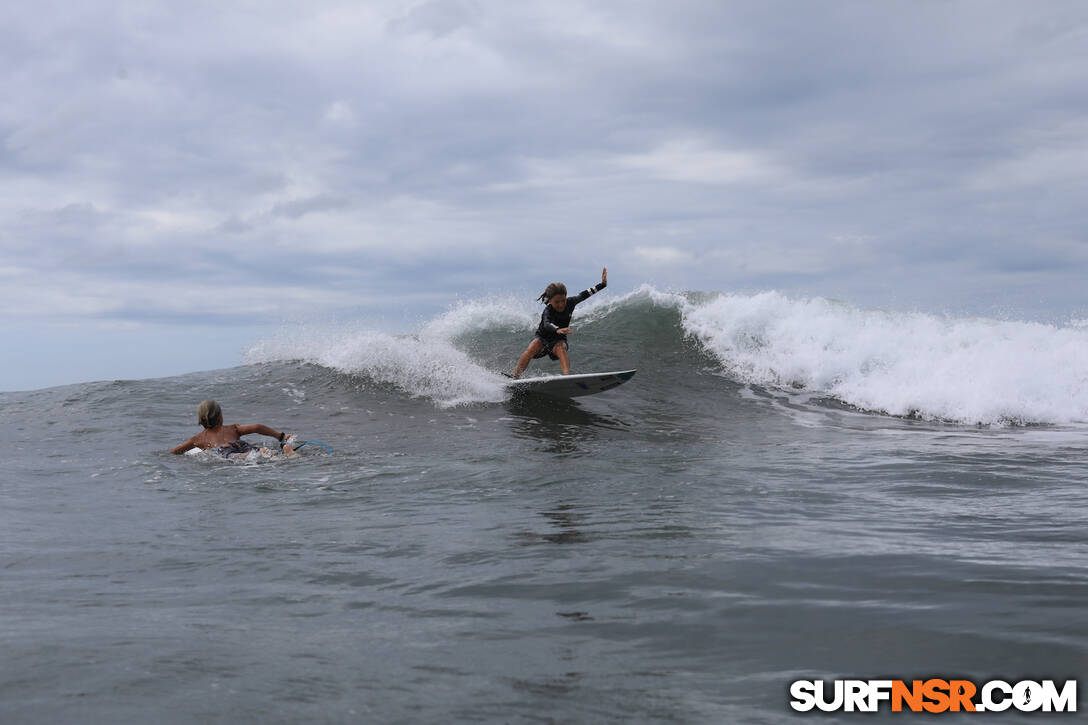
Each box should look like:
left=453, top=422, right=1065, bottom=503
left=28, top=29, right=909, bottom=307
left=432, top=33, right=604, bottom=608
left=170, top=400, right=297, bottom=458
left=512, top=267, right=607, bottom=378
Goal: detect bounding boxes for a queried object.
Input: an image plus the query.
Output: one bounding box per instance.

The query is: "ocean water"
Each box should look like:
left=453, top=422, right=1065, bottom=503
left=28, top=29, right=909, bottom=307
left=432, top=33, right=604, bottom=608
left=2, top=286, right=1087, bottom=723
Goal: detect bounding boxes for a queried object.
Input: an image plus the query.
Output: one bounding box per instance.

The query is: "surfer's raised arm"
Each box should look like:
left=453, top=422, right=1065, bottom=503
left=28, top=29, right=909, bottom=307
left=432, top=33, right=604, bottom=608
left=511, top=266, right=609, bottom=378
left=571, top=267, right=607, bottom=305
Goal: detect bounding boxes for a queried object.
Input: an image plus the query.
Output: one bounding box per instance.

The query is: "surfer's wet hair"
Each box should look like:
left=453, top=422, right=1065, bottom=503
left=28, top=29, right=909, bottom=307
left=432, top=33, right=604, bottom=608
left=197, top=400, right=223, bottom=429
left=538, top=282, right=567, bottom=303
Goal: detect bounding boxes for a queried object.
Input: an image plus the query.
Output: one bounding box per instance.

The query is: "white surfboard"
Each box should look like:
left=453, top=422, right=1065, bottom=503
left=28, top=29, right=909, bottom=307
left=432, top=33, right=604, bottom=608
left=505, top=369, right=637, bottom=398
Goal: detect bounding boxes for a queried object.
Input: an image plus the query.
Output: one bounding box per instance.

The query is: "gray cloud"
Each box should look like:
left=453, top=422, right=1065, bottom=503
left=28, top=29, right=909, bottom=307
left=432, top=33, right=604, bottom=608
left=2, top=0, right=1088, bottom=388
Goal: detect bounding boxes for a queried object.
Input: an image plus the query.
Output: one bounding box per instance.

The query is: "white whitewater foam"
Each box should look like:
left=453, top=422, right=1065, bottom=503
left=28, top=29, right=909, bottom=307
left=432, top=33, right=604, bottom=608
left=244, top=323, right=508, bottom=407
left=678, top=290, right=1088, bottom=425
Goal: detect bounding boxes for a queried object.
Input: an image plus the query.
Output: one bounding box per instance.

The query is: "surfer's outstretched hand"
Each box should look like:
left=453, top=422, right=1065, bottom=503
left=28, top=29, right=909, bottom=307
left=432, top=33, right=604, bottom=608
left=601, top=267, right=607, bottom=285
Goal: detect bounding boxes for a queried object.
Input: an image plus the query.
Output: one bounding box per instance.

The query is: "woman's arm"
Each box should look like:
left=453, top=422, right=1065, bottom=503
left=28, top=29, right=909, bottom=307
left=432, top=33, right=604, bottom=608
left=170, top=438, right=198, bottom=455
left=570, top=267, right=609, bottom=305
left=236, top=423, right=288, bottom=441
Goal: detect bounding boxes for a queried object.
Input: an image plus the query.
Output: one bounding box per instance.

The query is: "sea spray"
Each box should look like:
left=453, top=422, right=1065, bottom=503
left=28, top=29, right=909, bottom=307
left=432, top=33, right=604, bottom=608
left=418, top=294, right=537, bottom=341
left=244, top=324, right=507, bottom=407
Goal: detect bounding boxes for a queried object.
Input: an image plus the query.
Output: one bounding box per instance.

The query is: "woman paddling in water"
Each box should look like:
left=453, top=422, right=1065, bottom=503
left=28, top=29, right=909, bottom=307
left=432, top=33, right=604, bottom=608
left=512, top=267, right=607, bottom=378
left=170, top=400, right=297, bottom=458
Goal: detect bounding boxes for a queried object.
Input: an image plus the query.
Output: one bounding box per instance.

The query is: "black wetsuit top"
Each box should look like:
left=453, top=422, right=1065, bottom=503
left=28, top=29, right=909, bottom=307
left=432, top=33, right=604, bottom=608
left=535, top=281, right=607, bottom=342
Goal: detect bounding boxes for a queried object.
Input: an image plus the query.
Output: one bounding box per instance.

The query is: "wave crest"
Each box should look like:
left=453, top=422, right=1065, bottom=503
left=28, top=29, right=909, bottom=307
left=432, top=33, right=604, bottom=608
left=680, top=291, right=1088, bottom=424
left=246, top=286, right=1088, bottom=424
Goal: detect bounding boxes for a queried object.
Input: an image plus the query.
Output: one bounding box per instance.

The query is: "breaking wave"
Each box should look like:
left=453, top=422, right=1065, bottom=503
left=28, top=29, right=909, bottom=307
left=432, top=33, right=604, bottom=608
left=244, top=285, right=1088, bottom=424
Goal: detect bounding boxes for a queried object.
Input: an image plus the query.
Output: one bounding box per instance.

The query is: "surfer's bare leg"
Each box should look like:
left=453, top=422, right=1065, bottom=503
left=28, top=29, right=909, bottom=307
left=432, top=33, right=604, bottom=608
left=514, top=339, right=544, bottom=378
left=554, top=341, right=570, bottom=375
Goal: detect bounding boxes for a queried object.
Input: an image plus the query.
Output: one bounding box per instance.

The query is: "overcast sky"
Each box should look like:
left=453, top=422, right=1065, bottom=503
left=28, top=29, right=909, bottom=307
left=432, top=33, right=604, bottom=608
left=3, top=0, right=1088, bottom=390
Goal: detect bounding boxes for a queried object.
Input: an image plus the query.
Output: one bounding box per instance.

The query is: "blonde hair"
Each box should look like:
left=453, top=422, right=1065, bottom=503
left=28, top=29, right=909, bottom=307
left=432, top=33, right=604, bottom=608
left=197, top=400, right=223, bottom=429
left=537, top=282, right=566, bottom=303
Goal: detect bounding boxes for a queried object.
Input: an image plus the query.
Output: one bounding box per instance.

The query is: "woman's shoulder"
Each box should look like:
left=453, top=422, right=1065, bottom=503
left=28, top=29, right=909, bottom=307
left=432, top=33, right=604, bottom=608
left=189, top=429, right=213, bottom=448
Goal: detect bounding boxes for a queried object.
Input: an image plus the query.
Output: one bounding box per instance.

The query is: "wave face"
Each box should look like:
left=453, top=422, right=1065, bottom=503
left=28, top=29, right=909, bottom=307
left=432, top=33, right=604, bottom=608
left=245, top=285, right=1088, bottom=424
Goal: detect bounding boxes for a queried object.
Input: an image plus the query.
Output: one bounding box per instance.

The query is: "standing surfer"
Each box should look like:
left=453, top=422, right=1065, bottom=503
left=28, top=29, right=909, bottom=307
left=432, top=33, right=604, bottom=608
left=170, top=400, right=297, bottom=458
left=512, top=267, right=607, bottom=378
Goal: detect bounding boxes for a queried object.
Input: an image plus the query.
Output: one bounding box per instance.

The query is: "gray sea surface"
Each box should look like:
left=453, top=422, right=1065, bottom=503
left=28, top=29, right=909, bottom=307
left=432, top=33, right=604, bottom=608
left=3, top=295, right=1087, bottom=723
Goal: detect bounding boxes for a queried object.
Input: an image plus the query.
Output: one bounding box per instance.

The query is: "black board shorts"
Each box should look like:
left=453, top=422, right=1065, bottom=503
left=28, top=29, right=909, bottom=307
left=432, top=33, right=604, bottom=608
left=212, top=440, right=256, bottom=458
left=533, top=335, right=569, bottom=361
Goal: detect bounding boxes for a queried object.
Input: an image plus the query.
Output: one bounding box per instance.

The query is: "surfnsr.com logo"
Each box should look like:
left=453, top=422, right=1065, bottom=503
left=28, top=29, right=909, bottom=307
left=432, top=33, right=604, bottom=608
left=789, top=679, right=1077, bottom=713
